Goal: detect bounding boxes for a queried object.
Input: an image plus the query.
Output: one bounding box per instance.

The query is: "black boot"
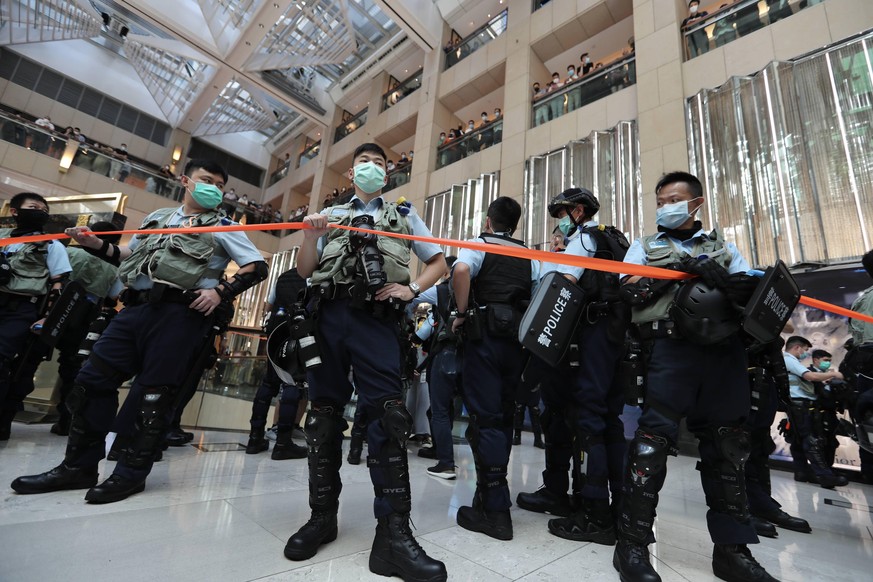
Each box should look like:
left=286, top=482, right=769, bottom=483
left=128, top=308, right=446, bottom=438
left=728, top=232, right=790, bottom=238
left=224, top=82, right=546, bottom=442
left=347, top=424, right=365, bottom=465
left=548, top=498, right=616, bottom=545
left=165, top=427, right=192, bottom=447
left=512, top=430, right=521, bottom=445
left=456, top=505, right=513, bottom=541
left=50, top=416, right=71, bottom=436
left=751, top=516, right=778, bottom=539
left=613, top=539, right=660, bottom=582
left=0, top=408, right=15, bottom=441
left=85, top=474, right=146, bottom=504
left=516, top=486, right=572, bottom=516
left=752, top=508, right=811, bottom=534
left=11, top=463, right=98, bottom=494
left=529, top=405, right=544, bottom=449
left=284, top=509, right=338, bottom=560
left=369, top=513, right=447, bottom=581
left=246, top=428, right=269, bottom=454
left=512, top=403, right=524, bottom=446
left=712, top=544, right=778, bottom=582
left=272, top=430, right=307, bottom=460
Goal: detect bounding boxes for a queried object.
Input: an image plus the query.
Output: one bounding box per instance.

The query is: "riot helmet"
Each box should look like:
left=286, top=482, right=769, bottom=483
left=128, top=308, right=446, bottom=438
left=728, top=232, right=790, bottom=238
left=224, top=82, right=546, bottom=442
left=547, top=187, right=600, bottom=219
left=669, top=279, right=740, bottom=345
left=267, top=320, right=301, bottom=385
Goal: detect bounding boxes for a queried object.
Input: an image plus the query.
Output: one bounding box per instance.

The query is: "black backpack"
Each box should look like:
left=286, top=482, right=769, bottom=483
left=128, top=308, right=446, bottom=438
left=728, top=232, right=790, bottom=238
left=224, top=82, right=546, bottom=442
left=578, top=225, right=630, bottom=302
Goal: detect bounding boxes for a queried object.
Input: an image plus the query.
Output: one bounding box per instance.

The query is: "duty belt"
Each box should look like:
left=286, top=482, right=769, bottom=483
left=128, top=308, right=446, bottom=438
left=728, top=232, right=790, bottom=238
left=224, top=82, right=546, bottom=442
left=635, top=319, right=681, bottom=340
left=0, top=290, right=42, bottom=309
left=122, top=285, right=195, bottom=306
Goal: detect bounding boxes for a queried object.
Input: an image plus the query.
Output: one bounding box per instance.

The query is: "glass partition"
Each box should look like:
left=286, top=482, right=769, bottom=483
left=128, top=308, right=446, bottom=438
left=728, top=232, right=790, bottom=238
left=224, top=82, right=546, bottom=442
left=683, top=0, right=819, bottom=60
left=334, top=108, right=368, bottom=144
left=381, top=71, right=423, bottom=112
left=532, top=55, right=636, bottom=128
left=384, top=163, right=412, bottom=193
left=298, top=140, right=320, bottom=168
left=686, top=31, right=873, bottom=267
left=0, top=109, right=183, bottom=200
left=435, top=119, right=503, bottom=169
left=268, top=162, right=291, bottom=186
left=523, top=120, right=643, bottom=250
left=444, top=11, right=508, bottom=70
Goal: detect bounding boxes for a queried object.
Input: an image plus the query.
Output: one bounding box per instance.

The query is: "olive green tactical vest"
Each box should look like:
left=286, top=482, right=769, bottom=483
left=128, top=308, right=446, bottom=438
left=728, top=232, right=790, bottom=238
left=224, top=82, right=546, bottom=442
left=66, top=246, right=118, bottom=298
left=632, top=229, right=732, bottom=324
left=310, top=201, right=413, bottom=287
left=0, top=228, right=50, bottom=296
left=117, top=207, right=223, bottom=290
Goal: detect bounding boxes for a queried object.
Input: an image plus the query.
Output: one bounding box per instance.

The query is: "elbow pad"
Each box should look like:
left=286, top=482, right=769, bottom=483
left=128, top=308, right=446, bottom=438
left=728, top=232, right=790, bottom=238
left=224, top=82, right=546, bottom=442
left=216, top=261, right=269, bottom=299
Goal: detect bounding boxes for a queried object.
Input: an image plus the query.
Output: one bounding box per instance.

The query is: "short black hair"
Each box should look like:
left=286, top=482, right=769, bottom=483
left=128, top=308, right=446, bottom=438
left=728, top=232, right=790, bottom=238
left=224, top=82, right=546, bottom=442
left=786, top=335, right=812, bottom=350
left=811, top=349, right=831, bottom=360
left=862, top=249, right=873, bottom=279
left=184, top=159, right=228, bottom=183
left=10, top=192, right=49, bottom=211
left=487, top=196, right=522, bottom=234
left=90, top=220, right=122, bottom=244
left=656, top=171, right=703, bottom=198
left=352, top=142, right=386, bottom=163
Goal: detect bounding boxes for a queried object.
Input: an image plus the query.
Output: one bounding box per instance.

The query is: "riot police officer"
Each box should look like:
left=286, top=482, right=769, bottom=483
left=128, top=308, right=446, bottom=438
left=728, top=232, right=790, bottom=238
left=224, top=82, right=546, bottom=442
left=11, top=159, right=268, bottom=503
left=285, top=143, right=447, bottom=581
left=615, top=172, right=776, bottom=582
left=846, top=249, right=873, bottom=481
left=246, top=268, right=307, bottom=460
left=451, top=196, right=535, bottom=540
left=0, top=192, right=72, bottom=439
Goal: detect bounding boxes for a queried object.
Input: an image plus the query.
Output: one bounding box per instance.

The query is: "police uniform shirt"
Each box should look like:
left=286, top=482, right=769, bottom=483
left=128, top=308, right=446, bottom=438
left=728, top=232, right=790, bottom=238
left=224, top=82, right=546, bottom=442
left=3, top=239, right=71, bottom=291
left=540, top=229, right=580, bottom=277
left=850, top=285, right=873, bottom=345
left=316, top=195, right=442, bottom=264
left=555, top=220, right=599, bottom=281
left=456, top=233, right=540, bottom=285
left=622, top=228, right=751, bottom=276
left=783, top=351, right=817, bottom=400
left=125, top=206, right=264, bottom=291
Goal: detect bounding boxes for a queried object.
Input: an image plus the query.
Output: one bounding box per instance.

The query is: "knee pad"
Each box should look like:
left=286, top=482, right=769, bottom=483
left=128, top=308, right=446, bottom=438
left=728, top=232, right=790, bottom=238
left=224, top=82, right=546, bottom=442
left=66, top=383, right=89, bottom=416
left=712, top=426, right=751, bottom=471
left=304, top=401, right=348, bottom=448
left=378, top=397, right=412, bottom=447
left=124, top=385, right=177, bottom=469
left=628, top=430, right=673, bottom=487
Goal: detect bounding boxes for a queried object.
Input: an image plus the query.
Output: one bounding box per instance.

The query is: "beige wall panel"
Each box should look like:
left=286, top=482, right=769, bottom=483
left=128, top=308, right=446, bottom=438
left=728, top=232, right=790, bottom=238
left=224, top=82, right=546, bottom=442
left=636, top=24, right=682, bottom=75
left=772, top=4, right=832, bottom=61
left=722, top=26, right=776, bottom=78
left=657, top=61, right=684, bottom=106
left=661, top=139, right=689, bottom=175
left=826, top=0, right=873, bottom=42
left=522, top=126, right=551, bottom=159
left=652, top=0, right=677, bottom=31
left=605, top=86, right=639, bottom=127
left=636, top=0, right=656, bottom=38
left=636, top=68, right=661, bottom=112
left=2, top=83, right=31, bottom=112
left=573, top=97, right=609, bottom=137
left=682, top=48, right=728, bottom=96
left=2, top=143, right=37, bottom=175
left=638, top=99, right=686, bottom=150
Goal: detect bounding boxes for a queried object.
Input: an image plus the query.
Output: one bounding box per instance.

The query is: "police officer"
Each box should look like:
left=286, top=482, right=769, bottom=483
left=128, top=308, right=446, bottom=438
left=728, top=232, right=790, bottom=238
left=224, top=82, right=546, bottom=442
left=285, top=143, right=447, bottom=581
left=782, top=336, right=847, bottom=488
left=11, top=159, right=268, bottom=503
left=451, top=196, right=535, bottom=540
left=808, top=349, right=841, bottom=468
left=0, top=192, right=72, bottom=439
left=0, top=222, right=120, bottom=440
left=537, top=188, right=629, bottom=546
left=246, top=268, right=307, bottom=460
left=614, top=172, right=776, bottom=582
left=847, top=249, right=873, bottom=481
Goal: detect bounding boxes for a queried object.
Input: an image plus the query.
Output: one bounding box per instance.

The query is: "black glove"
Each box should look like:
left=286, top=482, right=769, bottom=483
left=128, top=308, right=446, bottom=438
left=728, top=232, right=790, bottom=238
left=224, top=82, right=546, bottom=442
left=725, top=273, right=760, bottom=305
left=677, top=256, right=730, bottom=289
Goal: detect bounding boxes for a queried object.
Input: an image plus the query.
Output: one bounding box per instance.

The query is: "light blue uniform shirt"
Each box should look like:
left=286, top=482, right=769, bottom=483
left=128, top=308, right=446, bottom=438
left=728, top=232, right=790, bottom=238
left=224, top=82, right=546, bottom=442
left=316, top=195, right=442, bottom=264
left=456, top=233, right=540, bottom=291
left=540, top=230, right=579, bottom=277
left=3, top=239, right=72, bottom=282
left=784, top=352, right=817, bottom=400
left=622, top=228, right=751, bottom=277
left=125, top=206, right=264, bottom=291
left=556, top=220, right=599, bottom=281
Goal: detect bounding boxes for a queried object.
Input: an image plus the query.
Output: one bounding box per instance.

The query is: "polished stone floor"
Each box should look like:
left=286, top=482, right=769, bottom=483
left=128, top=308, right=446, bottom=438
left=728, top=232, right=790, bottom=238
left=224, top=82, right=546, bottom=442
left=1, top=423, right=872, bottom=581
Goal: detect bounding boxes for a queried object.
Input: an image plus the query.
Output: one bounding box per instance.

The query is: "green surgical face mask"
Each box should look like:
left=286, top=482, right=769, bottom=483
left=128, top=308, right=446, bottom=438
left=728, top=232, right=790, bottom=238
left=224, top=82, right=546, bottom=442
left=353, top=162, right=386, bottom=194
left=818, top=361, right=831, bottom=371
left=188, top=180, right=223, bottom=209
left=558, top=215, right=576, bottom=237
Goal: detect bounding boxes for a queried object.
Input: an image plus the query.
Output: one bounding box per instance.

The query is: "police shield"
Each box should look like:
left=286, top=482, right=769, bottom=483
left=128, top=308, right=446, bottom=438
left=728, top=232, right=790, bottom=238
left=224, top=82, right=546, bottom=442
left=41, top=280, right=91, bottom=347
left=518, top=271, right=585, bottom=366
left=267, top=319, right=300, bottom=385
left=742, top=260, right=800, bottom=344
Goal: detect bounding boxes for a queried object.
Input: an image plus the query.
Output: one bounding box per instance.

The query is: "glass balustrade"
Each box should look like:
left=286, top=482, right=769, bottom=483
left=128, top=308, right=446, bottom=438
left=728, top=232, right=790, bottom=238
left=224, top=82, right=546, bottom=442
left=532, top=55, right=636, bottom=128
left=435, top=119, right=503, bottom=169
left=0, top=110, right=183, bottom=200
left=381, top=71, right=423, bottom=112
left=298, top=140, right=320, bottom=168
left=384, top=163, right=412, bottom=193
left=444, top=11, right=508, bottom=70
left=334, top=108, right=368, bottom=144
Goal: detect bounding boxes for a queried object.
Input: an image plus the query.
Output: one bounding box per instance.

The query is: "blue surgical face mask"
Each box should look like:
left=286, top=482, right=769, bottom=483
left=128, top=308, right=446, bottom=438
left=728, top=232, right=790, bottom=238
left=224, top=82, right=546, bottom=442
left=188, top=180, right=223, bottom=209
left=353, top=161, right=386, bottom=194
left=656, top=200, right=699, bottom=229
left=798, top=351, right=809, bottom=360
left=558, top=215, right=576, bottom=237
left=818, top=361, right=831, bottom=371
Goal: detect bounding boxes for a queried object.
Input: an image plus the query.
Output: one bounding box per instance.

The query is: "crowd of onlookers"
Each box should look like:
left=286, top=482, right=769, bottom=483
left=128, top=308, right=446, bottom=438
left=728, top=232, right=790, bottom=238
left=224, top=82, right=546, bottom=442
left=436, top=108, right=503, bottom=167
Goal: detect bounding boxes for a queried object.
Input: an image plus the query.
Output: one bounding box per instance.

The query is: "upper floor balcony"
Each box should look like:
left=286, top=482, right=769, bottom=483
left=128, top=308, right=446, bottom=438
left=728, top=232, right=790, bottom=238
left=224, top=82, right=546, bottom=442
left=444, top=11, right=508, bottom=70
left=334, top=108, right=368, bottom=144
left=436, top=118, right=503, bottom=170
left=381, top=70, right=423, bottom=113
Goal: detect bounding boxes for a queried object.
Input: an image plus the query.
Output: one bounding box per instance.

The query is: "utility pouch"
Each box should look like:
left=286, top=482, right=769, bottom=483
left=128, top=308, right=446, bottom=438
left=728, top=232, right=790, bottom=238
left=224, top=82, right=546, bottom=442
left=486, top=303, right=518, bottom=339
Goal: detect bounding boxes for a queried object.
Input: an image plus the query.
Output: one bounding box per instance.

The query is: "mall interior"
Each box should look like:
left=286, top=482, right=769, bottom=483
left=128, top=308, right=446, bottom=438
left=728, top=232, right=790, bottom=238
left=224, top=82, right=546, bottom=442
left=1, top=0, right=873, bottom=580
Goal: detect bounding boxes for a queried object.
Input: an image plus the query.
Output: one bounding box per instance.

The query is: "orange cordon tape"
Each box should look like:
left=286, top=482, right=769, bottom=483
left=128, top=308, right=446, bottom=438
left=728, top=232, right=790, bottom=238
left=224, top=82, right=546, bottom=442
left=3, top=221, right=873, bottom=325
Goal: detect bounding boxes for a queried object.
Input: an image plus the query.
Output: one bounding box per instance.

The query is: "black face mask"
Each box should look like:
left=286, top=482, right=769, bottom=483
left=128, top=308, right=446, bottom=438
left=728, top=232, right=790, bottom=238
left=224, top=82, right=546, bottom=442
left=658, top=220, right=702, bottom=241
left=13, top=208, right=50, bottom=233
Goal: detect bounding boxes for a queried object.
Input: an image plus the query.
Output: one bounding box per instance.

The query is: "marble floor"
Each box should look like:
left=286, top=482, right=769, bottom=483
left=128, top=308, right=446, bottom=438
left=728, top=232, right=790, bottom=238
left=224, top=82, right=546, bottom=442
left=1, top=423, right=872, bottom=582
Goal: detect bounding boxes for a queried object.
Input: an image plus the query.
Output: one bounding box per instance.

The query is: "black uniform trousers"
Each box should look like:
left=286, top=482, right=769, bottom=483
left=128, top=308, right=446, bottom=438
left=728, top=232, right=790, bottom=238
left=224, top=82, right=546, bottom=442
left=0, top=300, right=40, bottom=410
left=744, top=377, right=781, bottom=515
left=306, top=298, right=407, bottom=519
left=250, top=362, right=302, bottom=432
left=533, top=357, right=574, bottom=495
left=69, top=301, right=212, bottom=481
left=460, top=326, right=525, bottom=511
left=634, top=334, right=757, bottom=545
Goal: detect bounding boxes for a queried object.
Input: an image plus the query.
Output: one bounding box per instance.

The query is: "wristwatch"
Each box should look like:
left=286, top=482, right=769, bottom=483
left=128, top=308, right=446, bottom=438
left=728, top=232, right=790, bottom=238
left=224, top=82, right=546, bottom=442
left=408, top=281, right=421, bottom=297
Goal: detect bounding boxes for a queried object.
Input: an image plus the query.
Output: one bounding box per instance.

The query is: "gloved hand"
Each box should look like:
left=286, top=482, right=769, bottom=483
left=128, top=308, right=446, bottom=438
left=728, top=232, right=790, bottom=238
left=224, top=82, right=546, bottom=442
left=725, top=273, right=760, bottom=305
left=677, top=256, right=730, bottom=289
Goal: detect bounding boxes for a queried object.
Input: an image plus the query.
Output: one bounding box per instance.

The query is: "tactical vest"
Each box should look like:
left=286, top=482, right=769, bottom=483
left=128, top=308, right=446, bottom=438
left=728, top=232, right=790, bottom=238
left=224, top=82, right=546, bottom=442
left=117, top=207, right=223, bottom=290
left=0, top=228, right=50, bottom=296
left=632, top=229, right=732, bottom=324
left=578, top=225, right=629, bottom=303
left=273, top=269, right=307, bottom=310
left=472, top=233, right=532, bottom=307
left=310, top=201, right=412, bottom=286
left=66, top=246, right=118, bottom=298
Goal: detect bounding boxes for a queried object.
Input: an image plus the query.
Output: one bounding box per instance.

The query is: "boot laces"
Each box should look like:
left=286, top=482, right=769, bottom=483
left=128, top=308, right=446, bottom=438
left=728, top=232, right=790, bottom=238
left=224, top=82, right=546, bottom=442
left=733, top=545, right=767, bottom=575
left=625, top=541, right=650, bottom=564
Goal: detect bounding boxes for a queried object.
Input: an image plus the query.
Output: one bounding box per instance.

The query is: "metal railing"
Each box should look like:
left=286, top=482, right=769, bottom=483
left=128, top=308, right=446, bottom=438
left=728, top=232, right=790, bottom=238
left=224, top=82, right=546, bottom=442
left=532, top=55, right=636, bottom=127
left=0, top=109, right=183, bottom=200
left=435, top=119, right=503, bottom=169
left=444, top=11, right=508, bottom=70
left=334, top=108, right=368, bottom=144
left=381, top=70, right=423, bottom=112
left=298, top=141, right=321, bottom=168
